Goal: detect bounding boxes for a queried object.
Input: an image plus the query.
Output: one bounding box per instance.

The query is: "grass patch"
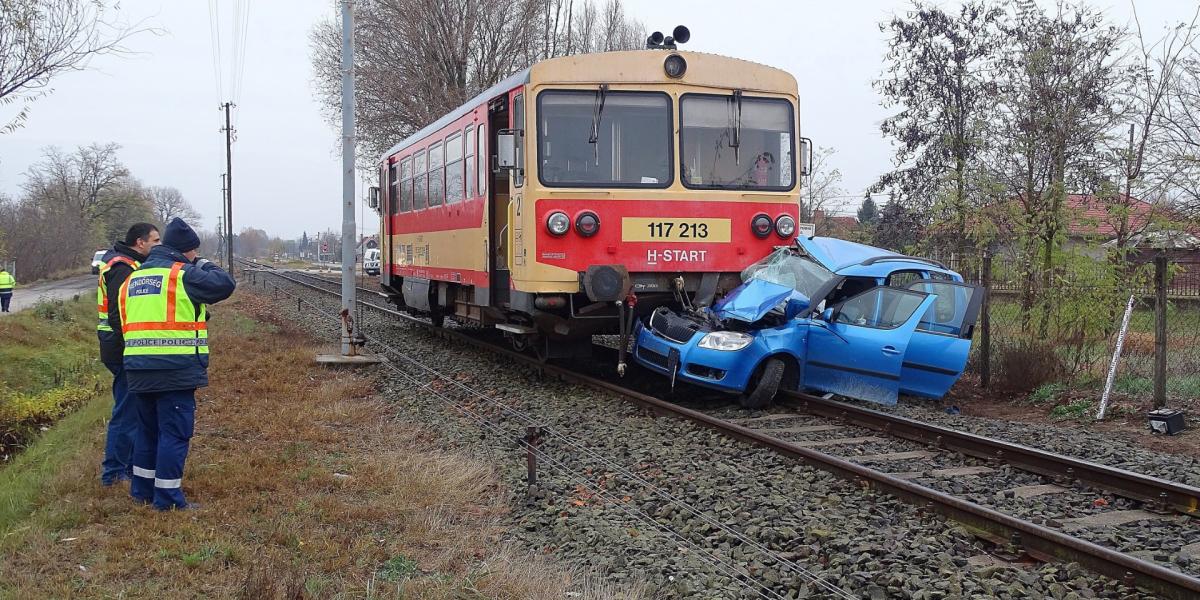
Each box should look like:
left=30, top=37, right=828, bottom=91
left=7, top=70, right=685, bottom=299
left=1050, top=399, right=1095, bottom=421
left=0, top=297, right=106, bottom=461
left=1028, top=382, right=1065, bottom=404
left=0, top=292, right=647, bottom=599
left=0, top=390, right=109, bottom=535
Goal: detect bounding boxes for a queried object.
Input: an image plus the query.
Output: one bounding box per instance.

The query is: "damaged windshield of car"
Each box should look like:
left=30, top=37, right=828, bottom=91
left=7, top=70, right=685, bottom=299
left=680, top=93, right=795, bottom=190
left=741, top=248, right=834, bottom=298
left=537, top=90, right=672, bottom=187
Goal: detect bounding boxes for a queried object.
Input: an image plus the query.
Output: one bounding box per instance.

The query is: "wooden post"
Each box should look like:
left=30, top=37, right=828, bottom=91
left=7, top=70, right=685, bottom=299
left=1154, top=254, right=1168, bottom=408
left=980, top=250, right=992, bottom=389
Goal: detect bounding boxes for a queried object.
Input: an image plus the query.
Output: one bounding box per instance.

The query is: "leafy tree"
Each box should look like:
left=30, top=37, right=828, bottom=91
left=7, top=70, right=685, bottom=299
left=872, top=1, right=1002, bottom=247
left=989, top=0, right=1124, bottom=333
left=872, top=201, right=923, bottom=252
left=857, top=196, right=879, bottom=225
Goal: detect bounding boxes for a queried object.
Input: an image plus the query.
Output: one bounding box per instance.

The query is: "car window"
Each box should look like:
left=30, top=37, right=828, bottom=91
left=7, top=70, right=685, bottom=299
left=834, top=287, right=927, bottom=329
left=907, top=281, right=976, bottom=335
left=740, top=248, right=833, bottom=298
left=886, top=270, right=924, bottom=288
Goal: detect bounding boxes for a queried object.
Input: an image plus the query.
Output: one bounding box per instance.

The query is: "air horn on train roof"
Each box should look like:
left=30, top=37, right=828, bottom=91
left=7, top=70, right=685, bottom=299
left=647, top=25, right=690, bottom=50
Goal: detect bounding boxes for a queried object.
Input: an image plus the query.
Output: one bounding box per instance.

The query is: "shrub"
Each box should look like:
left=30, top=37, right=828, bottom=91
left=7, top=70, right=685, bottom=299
left=994, top=337, right=1065, bottom=392
left=31, top=298, right=74, bottom=323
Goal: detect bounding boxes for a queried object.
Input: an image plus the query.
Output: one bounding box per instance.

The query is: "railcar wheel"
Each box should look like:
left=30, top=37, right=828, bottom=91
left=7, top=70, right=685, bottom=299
left=740, top=357, right=784, bottom=409
left=430, top=310, right=445, bottom=328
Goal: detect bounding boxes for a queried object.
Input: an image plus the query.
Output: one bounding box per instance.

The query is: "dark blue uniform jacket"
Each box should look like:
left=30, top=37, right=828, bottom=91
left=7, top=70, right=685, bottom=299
left=124, top=245, right=237, bottom=393
left=98, top=241, right=148, bottom=366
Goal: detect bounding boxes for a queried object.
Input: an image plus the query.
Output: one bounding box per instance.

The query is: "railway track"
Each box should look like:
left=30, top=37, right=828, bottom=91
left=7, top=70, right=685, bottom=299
left=242, top=263, right=1200, bottom=599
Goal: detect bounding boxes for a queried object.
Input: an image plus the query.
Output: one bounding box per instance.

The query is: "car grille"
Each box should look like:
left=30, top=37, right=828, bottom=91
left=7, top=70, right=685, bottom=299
left=649, top=309, right=702, bottom=344
left=638, top=346, right=670, bottom=369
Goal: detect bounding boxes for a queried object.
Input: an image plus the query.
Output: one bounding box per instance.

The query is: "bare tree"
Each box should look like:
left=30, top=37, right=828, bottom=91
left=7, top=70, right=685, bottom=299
left=801, top=146, right=846, bottom=235
left=149, top=185, right=200, bottom=226
left=21, top=143, right=129, bottom=224
left=0, top=0, right=145, bottom=132
left=310, top=0, right=643, bottom=160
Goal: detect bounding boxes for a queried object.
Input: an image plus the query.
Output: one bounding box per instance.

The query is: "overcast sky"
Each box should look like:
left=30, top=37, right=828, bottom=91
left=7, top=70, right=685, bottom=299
left=0, top=0, right=1191, bottom=240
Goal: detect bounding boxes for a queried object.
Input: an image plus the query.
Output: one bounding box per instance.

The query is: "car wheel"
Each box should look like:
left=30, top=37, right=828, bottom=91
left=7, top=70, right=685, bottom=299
left=740, top=357, right=784, bottom=409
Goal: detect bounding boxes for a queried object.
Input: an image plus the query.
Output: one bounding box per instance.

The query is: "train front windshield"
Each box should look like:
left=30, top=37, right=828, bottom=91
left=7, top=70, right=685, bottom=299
left=536, top=90, right=672, bottom=187
left=680, top=94, right=795, bottom=191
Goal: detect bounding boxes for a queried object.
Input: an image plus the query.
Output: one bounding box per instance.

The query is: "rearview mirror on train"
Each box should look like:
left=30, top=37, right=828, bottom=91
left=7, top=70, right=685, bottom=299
left=800, top=137, right=813, bottom=177
left=496, top=129, right=518, bottom=169
left=367, top=186, right=380, bottom=212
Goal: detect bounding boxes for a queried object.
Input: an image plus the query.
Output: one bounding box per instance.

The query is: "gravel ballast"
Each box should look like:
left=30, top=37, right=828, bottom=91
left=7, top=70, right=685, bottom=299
left=248, top=273, right=1172, bottom=599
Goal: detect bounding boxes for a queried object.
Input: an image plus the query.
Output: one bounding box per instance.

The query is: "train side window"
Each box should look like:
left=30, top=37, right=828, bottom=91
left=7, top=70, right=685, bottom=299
left=464, top=126, right=476, bottom=199
left=477, top=124, right=487, bottom=197
left=413, top=149, right=427, bottom=210
left=399, top=157, right=412, bottom=212
left=513, top=93, right=525, bottom=187
left=388, top=162, right=400, bottom=215
left=428, top=141, right=445, bottom=207
left=445, top=132, right=464, bottom=204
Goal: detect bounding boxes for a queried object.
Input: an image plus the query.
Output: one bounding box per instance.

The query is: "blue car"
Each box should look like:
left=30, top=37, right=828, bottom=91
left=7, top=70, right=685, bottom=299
left=632, top=237, right=983, bottom=408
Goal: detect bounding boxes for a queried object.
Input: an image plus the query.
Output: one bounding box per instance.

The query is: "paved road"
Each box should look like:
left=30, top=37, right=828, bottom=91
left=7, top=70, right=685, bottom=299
left=0, top=273, right=95, bottom=315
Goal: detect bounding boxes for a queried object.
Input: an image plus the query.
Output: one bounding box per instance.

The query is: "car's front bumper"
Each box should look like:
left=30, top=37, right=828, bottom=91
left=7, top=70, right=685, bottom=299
left=632, top=320, right=765, bottom=393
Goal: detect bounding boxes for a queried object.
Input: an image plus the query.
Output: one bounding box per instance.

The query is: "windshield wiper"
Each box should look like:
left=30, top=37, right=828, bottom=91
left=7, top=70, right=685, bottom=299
left=589, top=84, right=609, bottom=164
left=730, top=89, right=743, bottom=165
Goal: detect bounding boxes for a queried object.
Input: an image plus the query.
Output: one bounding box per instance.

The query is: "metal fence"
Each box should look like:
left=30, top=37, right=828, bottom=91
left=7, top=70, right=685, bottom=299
left=933, top=252, right=1199, bottom=404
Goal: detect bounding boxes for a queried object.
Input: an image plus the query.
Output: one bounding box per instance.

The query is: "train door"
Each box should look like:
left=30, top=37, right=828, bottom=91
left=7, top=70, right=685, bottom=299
left=379, top=163, right=392, bottom=288
left=487, top=95, right=511, bottom=307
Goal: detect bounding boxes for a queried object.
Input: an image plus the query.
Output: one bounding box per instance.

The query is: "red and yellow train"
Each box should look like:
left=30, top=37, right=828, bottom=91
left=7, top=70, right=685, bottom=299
left=372, top=36, right=809, bottom=362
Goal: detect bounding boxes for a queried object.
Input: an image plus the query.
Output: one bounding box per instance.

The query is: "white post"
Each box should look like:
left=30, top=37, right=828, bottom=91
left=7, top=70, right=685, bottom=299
left=1096, top=295, right=1136, bottom=420
left=339, top=0, right=357, bottom=355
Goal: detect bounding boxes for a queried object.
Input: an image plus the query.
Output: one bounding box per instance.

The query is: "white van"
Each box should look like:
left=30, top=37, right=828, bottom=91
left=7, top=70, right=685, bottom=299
left=363, top=248, right=381, bottom=276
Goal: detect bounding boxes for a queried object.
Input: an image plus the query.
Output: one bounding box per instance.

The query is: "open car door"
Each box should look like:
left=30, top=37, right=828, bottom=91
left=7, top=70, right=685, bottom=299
left=804, top=286, right=936, bottom=406
left=899, top=280, right=984, bottom=399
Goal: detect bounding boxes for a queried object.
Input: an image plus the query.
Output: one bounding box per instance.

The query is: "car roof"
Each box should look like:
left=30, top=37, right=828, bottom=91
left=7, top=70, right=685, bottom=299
left=796, top=236, right=960, bottom=279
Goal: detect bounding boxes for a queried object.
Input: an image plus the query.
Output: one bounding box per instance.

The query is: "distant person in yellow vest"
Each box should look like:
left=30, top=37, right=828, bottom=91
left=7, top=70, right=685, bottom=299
left=97, top=223, right=160, bottom=486
left=0, top=265, right=13, bottom=312
left=119, top=218, right=235, bottom=510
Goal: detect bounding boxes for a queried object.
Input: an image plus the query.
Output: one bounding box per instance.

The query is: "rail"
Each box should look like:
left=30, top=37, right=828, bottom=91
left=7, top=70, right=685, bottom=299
left=244, top=265, right=1200, bottom=600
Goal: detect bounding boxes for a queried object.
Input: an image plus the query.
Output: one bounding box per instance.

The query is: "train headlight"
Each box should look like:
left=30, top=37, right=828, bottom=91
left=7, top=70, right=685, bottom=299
left=751, top=214, right=773, bottom=239
left=775, top=214, right=796, bottom=238
left=698, top=331, right=753, bottom=351
left=546, top=211, right=571, bottom=236
left=664, top=54, right=687, bottom=79
left=575, top=211, right=600, bottom=237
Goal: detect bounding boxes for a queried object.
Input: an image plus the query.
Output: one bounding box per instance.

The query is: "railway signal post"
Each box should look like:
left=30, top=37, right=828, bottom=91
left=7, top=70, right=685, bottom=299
left=317, top=0, right=379, bottom=366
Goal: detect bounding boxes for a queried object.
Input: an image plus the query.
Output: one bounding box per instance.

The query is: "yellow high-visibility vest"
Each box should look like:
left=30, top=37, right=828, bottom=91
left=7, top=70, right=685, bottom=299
left=119, top=263, right=208, bottom=363
left=0, top=271, right=13, bottom=293
left=97, top=256, right=140, bottom=332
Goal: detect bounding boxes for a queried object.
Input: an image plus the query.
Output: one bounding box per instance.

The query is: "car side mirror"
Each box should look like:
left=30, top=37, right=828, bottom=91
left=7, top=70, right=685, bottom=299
left=784, top=296, right=810, bottom=320
left=821, top=307, right=836, bottom=322
left=496, top=129, right=518, bottom=169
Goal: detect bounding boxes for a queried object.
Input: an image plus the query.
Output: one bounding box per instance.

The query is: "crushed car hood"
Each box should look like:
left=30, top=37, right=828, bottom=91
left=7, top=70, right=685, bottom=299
left=711, top=279, right=802, bottom=323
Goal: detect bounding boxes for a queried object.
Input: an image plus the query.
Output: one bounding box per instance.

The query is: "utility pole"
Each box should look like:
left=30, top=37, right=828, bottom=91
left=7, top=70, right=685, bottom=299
left=220, top=173, right=229, bottom=267
left=221, top=102, right=235, bottom=272
left=339, top=0, right=357, bottom=355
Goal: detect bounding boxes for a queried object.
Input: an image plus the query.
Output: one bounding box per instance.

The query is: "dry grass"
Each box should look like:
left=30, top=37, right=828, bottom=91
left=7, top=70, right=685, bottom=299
left=0, top=292, right=646, bottom=599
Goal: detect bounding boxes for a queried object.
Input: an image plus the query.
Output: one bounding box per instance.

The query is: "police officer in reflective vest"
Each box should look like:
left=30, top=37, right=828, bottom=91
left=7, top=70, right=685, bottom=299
left=120, top=218, right=235, bottom=510
left=0, top=265, right=14, bottom=312
left=97, top=223, right=160, bottom=486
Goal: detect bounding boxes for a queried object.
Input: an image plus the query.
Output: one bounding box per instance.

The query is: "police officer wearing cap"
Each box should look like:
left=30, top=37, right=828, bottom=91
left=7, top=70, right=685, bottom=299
left=120, top=218, right=235, bottom=510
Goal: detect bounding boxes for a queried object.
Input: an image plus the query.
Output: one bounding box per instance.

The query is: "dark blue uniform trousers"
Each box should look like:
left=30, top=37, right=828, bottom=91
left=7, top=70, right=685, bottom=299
left=100, top=363, right=136, bottom=485
left=131, top=389, right=196, bottom=510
